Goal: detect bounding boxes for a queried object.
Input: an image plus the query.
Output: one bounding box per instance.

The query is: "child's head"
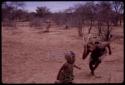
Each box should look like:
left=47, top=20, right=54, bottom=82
left=65, top=51, right=75, bottom=64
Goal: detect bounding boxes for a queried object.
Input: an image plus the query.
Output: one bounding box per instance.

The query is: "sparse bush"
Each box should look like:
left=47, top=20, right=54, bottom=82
left=29, top=18, right=44, bottom=29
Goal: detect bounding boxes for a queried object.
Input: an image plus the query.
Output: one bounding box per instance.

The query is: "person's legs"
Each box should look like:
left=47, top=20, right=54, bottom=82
left=93, top=60, right=100, bottom=71
left=93, top=54, right=103, bottom=70
left=89, top=57, right=102, bottom=75
left=89, top=60, right=95, bottom=75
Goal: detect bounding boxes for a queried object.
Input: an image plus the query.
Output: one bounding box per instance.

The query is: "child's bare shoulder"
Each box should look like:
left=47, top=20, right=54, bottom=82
left=63, top=62, right=69, bottom=66
left=62, top=63, right=70, bottom=68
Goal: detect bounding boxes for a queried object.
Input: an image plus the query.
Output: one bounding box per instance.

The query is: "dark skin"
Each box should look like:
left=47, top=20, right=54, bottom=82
left=57, top=63, right=81, bottom=81
left=56, top=54, right=81, bottom=83
left=82, top=41, right=112, bottom=75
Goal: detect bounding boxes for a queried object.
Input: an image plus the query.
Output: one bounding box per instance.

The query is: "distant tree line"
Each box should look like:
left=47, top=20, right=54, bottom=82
left=2, top=1, right=124, bottom=40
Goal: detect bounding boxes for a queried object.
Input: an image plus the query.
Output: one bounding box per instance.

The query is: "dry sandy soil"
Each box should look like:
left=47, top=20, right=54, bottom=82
left=2, top=22, right=124, bottom=84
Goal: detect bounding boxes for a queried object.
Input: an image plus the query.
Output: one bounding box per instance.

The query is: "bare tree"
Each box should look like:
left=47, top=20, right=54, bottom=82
left=2, top=2, right=25, bottom=29
left=96, top=1, right=113, bottom=41
left=84, top=2, right=96, bottom=34
left=111, top=1, right=124, bottom=26
left=73, top=4, right=85, bottom=37
left=71, top=1, right=115, bottom=41
left=36, top=6, right=50, bottom=17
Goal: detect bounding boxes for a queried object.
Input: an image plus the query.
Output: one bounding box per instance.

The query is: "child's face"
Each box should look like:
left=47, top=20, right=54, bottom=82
left=65, top=56, right=75, bottom=64
left=65, top=51, right=75, bottom=64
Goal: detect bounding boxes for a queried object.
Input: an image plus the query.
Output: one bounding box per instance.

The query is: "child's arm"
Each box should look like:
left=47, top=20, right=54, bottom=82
left=57, top=64, right=66, bottom=80
left=57, top=66, right=63, bottom=80
left=73, top=64, right=81, bottom=70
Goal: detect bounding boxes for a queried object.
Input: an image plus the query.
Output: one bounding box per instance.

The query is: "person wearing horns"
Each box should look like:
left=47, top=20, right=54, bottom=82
left=82, top=35, right=112, bottom=76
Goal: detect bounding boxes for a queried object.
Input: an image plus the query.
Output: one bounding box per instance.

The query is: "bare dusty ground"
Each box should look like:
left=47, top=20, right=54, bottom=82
left=2, top=22, right=124, bottom=84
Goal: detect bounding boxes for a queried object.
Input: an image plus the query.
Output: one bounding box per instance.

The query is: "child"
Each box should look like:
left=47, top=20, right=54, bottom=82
left=55, top=51, right=81, bottom=83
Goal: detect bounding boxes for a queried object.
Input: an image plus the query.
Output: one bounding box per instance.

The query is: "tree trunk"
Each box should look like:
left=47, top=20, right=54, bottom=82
left=105, top=22, right=111, bottom=41
left=78, top=26, right=83, bottom=37
left=88, top=20, right=93, bottom=34
left=98, top=22, right=102, bottom=36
